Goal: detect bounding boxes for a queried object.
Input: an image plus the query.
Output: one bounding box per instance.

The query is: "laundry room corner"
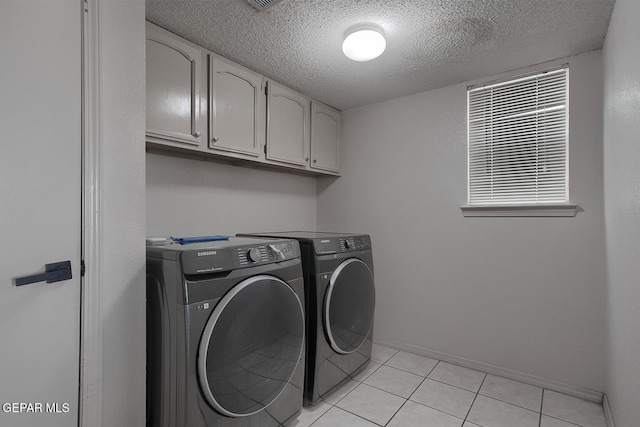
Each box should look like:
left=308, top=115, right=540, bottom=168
left=316, top=51, right=607, bottom=394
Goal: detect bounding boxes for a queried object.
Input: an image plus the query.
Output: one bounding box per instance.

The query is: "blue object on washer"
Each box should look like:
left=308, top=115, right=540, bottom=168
left=170, top=235, right=229, bottom=244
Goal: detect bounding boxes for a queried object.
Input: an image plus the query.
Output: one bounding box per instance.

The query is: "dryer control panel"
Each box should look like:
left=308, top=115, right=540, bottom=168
left=339, top=235, right=371, bottom=252
left=312, top=235, right=371, bottom=255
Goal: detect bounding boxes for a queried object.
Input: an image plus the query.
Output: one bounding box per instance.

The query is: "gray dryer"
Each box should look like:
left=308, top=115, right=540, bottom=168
left=239, top=232, right=375, bottom=405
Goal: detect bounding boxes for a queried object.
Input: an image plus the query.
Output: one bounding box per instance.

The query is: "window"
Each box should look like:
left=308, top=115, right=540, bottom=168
left=462, top=65, right=577, bottom=217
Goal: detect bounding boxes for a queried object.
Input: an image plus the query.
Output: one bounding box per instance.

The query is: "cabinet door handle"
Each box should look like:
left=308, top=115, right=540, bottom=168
left=15, top=261, right=72, bottom=286
left=313, top=159, right=317, bottom=163
left=305, top=157, right=309, bottom=162
left=212, top=137, right=219, bottom=143
left=193, top=131, right=201, bottom=138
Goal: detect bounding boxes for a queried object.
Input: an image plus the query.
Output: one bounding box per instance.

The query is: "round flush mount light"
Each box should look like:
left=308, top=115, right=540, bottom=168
left=342, top=23, right=386, bottom=62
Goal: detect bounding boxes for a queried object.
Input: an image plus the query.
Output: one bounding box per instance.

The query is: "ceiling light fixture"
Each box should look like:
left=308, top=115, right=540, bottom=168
left=342, top=23, right=386, bottom=62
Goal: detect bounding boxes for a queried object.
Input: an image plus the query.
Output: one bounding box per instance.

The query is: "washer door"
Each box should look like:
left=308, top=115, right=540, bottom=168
left=324, top=258, right=376, bottom=354
left=198, top=275, right=304, bottom=417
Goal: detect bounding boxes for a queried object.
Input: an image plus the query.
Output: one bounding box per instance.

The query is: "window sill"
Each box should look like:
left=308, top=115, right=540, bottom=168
left=460, top=204, right=579, bottom=217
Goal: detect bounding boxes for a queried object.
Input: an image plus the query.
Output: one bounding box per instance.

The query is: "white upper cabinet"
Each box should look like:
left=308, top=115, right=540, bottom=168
left=209, top=56, right=264, bottom=158
left=310, top=101, right=341, bottom=174
left=145, top=22, right=340, bottom=176
left=146, top=23, right=205, bottom=147
left=266, top=81, right=310, bottom=168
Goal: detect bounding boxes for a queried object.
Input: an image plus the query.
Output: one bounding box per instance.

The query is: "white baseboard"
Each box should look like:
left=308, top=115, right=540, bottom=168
left=603, top=394, right=615, bottom=427
left=375, top=338, right=604, bottom=404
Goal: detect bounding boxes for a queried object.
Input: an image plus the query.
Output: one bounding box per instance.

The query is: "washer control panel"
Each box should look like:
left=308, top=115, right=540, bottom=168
left=236, top=241, right=298, bottom=267
left=267, top=242, right=297, bottom=260
left=153, top=237, right=300, bottom=275
left=181, top=248, right=234, bottom=275
left=239, top=246, right=267, bottom=265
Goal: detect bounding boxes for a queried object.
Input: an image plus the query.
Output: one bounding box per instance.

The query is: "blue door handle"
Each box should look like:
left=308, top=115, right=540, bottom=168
left=15, top=261, right=72, bottom=286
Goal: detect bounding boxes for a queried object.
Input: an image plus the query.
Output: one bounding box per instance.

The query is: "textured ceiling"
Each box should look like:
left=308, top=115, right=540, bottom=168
left=146, top=0, right=615, bottom=110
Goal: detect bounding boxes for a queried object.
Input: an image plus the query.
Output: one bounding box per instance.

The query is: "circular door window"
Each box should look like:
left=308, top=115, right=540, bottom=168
left=198, top=275, right=304, bottom=417
left=324, top=259, right=376, bottom=354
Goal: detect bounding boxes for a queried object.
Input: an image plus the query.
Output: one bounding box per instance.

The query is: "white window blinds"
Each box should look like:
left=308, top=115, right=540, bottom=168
left=467, top=66, right=569, bottom=206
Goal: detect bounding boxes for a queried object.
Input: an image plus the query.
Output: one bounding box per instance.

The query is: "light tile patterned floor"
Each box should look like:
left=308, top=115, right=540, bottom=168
left=291, top=344, right=607, bottom=427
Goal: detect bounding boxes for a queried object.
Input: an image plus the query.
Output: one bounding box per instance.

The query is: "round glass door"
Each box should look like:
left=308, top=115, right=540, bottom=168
left=324, top=258, right=376, bottom=354
left=198, top=275, right=304, bottom=417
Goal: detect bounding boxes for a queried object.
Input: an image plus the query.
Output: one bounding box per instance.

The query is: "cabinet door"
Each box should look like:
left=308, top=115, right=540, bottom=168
left=209, top=56, right=264, bottom=157
left=146, top=23, right=204, bottom=147
left=310, top=102, right=341, bottom=173
left=266, top=81, right=310, bottom=167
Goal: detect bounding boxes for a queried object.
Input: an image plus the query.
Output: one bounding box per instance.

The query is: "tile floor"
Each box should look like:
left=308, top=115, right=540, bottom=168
left=291, top=344, right=607, bottom=427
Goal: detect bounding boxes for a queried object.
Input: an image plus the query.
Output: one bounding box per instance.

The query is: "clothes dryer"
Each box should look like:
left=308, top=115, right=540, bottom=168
left=146, top=237, right=305, bottom=426
left=239, top=232, right=375, bottom=405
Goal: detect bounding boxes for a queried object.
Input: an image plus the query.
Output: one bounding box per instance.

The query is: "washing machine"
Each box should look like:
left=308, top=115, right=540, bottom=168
left=146, top=237, right=305, bottom=426
left=239, top=232, right=375, bottom=405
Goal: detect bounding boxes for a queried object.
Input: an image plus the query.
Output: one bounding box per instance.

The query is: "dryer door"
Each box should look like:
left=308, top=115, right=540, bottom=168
left=198, top=275, right=304, bottom=417
left=324, top=258, right=376, bottom=354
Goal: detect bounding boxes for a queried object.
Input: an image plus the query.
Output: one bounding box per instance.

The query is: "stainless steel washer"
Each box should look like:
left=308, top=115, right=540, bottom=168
left=146, top=237, right=305, bottom=426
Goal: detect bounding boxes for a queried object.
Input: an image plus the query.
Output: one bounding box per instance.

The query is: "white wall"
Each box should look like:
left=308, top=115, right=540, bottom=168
left=317, top=51, right=607, bottom=393
left=146, top=153, right=317, bottom=236
left=100, top=1, right=147, bottom=425
left=602, top=0, right=640, bottom=424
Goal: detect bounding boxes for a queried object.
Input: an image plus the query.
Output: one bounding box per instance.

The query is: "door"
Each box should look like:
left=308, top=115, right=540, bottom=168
left=324, top=259, right=376, bottom=354
left=0, top=1, right=81, bottom=426
left=266, top=81, right=310, bottom=167
left=209, top=56, right=264, bottom=157
left=198, top=275, right=304, bottom=417
left=146, top=23, right=205, bottom=147
left=310, top=101, right=341, bottom=173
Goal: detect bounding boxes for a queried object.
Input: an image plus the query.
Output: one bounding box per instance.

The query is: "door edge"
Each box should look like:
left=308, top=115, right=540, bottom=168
left=80, top=0, right=104, bottom=425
